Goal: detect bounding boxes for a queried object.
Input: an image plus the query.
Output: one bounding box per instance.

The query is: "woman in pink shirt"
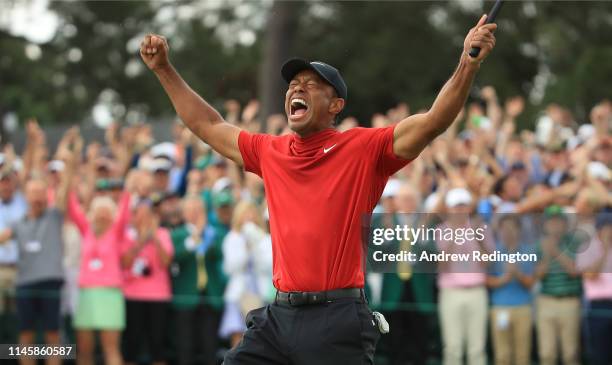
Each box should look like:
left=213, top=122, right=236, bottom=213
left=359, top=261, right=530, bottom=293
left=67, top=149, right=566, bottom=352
left=120, top=201, right=173, bottom=365
left=68, top=187, right=131, bottom=365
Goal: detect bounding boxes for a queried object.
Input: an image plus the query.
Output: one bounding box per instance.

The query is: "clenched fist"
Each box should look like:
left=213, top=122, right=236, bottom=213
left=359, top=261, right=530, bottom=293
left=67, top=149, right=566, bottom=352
left=140, top=34, right=170, bottom=71
left=463, top=14, right=497, bottom=64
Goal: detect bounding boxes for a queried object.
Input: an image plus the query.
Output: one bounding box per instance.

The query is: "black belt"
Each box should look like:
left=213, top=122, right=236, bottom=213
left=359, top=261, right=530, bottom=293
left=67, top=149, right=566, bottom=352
left=275, top=288, right=365, bottom=307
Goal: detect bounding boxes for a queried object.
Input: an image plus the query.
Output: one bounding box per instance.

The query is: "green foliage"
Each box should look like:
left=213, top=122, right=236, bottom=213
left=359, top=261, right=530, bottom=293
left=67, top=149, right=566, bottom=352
left=0, top=0, right=610, bottom=127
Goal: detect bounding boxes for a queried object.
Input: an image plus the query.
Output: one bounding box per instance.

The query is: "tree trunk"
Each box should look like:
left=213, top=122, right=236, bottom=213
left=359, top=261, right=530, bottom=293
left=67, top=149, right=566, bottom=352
left=258, top=0, right=301, bottom=131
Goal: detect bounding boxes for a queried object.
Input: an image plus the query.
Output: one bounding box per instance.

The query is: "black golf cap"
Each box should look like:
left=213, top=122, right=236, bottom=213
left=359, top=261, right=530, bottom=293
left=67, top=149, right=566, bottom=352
left=281, top=58, right=348, bottom=101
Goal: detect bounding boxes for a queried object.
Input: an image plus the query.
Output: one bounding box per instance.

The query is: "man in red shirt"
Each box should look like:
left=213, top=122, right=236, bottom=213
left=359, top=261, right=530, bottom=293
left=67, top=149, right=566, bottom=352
left=140, top=14, right=496, bottom=364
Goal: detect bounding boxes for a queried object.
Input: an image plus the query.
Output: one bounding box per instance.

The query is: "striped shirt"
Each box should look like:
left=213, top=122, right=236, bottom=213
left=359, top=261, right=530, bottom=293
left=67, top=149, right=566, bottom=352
left=538, top=235, right=582, bottom=297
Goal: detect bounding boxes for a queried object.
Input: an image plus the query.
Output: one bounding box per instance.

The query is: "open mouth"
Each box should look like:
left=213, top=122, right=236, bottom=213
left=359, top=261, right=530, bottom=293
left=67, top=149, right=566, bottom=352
left=290, top=98, right=309, bottom=118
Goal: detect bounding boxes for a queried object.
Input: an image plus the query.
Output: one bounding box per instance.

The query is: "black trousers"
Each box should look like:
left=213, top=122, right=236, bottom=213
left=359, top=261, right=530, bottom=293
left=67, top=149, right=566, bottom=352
left=197, top=303, right=222, bottom=365
left=381, top=281, right=429, bottom=365
left=223, top=297, right=380, bottom=365
left=173, top=307, right=198, bottom=365
left=587, top=300, right=612, bottom=365
left=123, top=300, right=168, bottom=363
left=15, top=279, right=63, bottom=332
left=172, top=303, right=222, bottom=365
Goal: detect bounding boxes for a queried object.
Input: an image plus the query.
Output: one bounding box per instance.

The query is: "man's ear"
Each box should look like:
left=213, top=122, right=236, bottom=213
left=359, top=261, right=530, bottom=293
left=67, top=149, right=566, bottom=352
left=329, top=98, right=345, bottom=115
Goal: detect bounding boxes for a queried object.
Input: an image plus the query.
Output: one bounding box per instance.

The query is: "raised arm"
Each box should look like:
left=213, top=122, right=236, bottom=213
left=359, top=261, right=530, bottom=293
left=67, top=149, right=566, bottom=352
left=140, top=34, right=243, bottom=165
left=67, top=190, right=88, bottom=235
left=393, top=15, right=497, bottom=160
left=56, top=129, right=82, bottom=212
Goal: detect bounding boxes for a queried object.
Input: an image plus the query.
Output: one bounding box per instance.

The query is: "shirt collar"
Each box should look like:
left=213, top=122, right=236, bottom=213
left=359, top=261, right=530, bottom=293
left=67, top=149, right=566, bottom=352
left=290, top=128, right=338, bottom=156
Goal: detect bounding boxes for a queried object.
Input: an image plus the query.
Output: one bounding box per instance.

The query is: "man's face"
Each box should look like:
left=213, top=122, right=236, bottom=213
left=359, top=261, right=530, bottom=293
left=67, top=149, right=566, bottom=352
left=395, top=188, right=418, bottom=213
left=550, top=150, right=567, bottom=168
left=216, top=205, right=233, bottom=225
left=92, top=204, right=114, bottom=232
left=0, top=175, right=15, bottom=201
left=25, top=180, right=47, bottom=217
left=506, top=140, right=524, bottom=161
left=502, top=176, right=522, bottom=201
left=153, top=170, right=170, bottom=191
left=544, top=216, right=566, bottom=237
left=285, top=70, right=342, bottom=135
left=159, top=197, right=181, bottom=226
left=182, top=198, right=206, bottom=226
left=48, top=170, right=61, bottom=186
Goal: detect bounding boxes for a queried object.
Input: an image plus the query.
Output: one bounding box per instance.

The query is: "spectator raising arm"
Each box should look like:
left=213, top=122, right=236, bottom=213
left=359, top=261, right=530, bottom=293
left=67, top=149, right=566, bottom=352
left=105, top=122, right=132, bottom=176
left=22, top=119, right=47, bottom=179
left=393, top=15, right=497, bottom=160
left=140, top=34, right=243, bottom=165
left=55, top=129, right=82, bottom=212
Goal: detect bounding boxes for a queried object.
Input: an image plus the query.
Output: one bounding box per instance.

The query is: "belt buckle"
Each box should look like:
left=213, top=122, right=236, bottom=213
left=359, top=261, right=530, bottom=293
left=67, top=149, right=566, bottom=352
left=288, top=291, right=307, bottom=306
left=309, top=291, right=325, bottom=304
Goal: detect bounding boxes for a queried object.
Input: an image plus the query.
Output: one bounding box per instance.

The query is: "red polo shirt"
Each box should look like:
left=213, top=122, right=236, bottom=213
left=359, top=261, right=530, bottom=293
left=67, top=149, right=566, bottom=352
left=238, top=125, right=410, bottom=291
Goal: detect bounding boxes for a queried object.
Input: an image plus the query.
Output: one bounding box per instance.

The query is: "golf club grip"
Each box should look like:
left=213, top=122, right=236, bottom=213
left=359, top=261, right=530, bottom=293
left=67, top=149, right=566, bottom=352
left=469, top=0, right=504, bottom=58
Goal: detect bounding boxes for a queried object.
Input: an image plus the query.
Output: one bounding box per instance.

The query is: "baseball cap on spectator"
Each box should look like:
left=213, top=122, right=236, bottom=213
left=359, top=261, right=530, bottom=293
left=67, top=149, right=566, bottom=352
left=196, top=153, right=226, bottom=170
left=150, top=142, right=177, bottom=163
left=445, top=188, right=472, bottom=207
left=578, top=124, right=596, bottom=141
left=544, top=204, right=565, bottom=220
left=567, top=124, right=596, bottom=150
left=382, top=179, right=401, bottom=199
left=281, top=58, right=348, bottom=101
left=48, top=160, right=65, bottom=173
left=149, top=158, right=173, bottom=173
left=587, top=161, right=611, bottom=181
left=195, top=153, right=212, bottom=170
left=212, top=190, right=234, bottom=208
left=545, top=141, right=567, bottom=154
left=212, top=177, right=232, bottom=193
left=470, top=115, right=492, bottom=130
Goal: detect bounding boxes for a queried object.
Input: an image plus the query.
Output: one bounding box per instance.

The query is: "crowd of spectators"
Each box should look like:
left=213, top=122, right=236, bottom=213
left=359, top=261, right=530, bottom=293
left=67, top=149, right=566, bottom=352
left=0, top=87, right=609, bottom=365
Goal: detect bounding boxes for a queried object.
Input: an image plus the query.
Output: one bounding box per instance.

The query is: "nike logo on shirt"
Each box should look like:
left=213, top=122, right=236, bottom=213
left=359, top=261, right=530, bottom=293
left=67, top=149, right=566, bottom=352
left=323, top=144, right=337, bottom=154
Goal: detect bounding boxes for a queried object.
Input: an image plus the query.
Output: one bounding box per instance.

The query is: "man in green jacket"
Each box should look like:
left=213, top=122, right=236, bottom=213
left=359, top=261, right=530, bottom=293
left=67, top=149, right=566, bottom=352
left=170, top=195, right=203, bottom=365
left=197, top=190, right=232, bottom=365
